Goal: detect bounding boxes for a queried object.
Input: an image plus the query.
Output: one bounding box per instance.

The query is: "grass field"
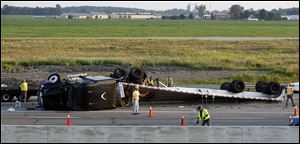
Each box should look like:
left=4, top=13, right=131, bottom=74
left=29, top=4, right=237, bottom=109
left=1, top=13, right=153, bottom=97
left=1, top=15, right=299, bottom=38
left=1, top=39, right=299, bottom=84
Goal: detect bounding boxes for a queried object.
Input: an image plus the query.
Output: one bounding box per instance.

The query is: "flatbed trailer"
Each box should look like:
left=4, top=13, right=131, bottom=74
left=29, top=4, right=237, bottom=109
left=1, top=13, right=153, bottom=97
left=121, top=82, right=284, bottom=102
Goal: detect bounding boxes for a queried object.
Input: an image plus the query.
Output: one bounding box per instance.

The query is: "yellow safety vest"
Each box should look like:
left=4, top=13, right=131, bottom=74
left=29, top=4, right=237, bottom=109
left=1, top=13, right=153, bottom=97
left=148, top=80, right=154, bottom=86
left=20, top=82, right=28, bottom=91
left=132, top=90, right=140, bottom=101
left=198, top=109, right=210, bottom=121
left=287, top=86, right=294, bottom=95
left=167, top=78, right=174, bottom=87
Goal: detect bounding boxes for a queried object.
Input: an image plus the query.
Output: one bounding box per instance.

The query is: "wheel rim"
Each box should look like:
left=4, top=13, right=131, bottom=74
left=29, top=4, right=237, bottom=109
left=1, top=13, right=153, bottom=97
left=2, top=94, right=10, bottom=101
left=49, top=75, right=58, bottom=83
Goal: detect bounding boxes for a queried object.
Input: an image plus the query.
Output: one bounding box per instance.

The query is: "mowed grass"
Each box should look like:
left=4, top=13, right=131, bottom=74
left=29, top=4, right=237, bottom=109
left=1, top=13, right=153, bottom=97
left=1, top=39, right=299, bottom=84
left=1, top=15, right=299, bottom=38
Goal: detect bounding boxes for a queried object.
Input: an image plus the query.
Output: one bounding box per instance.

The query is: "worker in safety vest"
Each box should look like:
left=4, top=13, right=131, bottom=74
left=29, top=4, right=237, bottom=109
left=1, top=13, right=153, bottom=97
left=166, top=76, right=174, bottom=87
left=195, top=105, right=211, bottom=126
left=132, top=85, right=149, bottom=115
left=19, top=79, right=28, bottom=103
left=144, top=76, right=154, bottom=86
left=286, top=83, right=295, bottom=108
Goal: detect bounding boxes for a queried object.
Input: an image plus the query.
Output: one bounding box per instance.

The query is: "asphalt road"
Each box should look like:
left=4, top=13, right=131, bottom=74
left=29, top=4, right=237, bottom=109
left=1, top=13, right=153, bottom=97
left=2, top=94, right=297, bottom=126
left=1, top=106, right=292, bottom=126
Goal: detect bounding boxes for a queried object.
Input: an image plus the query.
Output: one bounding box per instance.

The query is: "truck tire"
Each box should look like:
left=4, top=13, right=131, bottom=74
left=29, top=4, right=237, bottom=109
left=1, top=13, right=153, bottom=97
left=48, top=73, right=61, bottom=84
left=229, top=80, right=245, bottom=93
left=130, top=67, right=144, bottom=79
left=220, top=82, right=231, bottom=90
left=112, top=68, right=127, bottom=79
left=265, top=81, right=281, bottom=95
left=255, top=81, right=267, bottom=92
left=1, top=93, right=13, bottom=102
left=128, top=67, right=146, bottom=84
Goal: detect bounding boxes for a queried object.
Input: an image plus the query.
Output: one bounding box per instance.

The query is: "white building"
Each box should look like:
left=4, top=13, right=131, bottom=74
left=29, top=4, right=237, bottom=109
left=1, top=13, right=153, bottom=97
left=91, top=12, right=109, bottom=19
left=110, top=12, right=161, bottom=19
left=203, top=14, right=211, bottom=20
left=59, top=13, right=92, bottom=19
left=247, top=15, right=258, bottom=21
left=281, top=15, right=299, bottom=21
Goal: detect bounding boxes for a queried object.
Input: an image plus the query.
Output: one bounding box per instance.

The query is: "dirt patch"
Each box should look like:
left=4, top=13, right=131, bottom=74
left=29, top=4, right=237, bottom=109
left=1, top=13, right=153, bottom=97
left=1, top=65, right=270, bottom=89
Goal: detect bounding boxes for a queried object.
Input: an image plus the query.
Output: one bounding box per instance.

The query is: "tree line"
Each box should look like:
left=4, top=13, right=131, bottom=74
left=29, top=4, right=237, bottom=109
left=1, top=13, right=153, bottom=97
left=228, top=4, right=298, bottom=20
left=1, top=4, right=63, bottom=15
left=1, top=4, right=298, bottom=21
left=162, top=4, right=298, bottom=20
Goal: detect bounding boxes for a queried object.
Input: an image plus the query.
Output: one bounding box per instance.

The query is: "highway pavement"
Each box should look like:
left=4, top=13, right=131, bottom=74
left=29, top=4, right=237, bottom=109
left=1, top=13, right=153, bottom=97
left=2, top=94, right=297, bottom=126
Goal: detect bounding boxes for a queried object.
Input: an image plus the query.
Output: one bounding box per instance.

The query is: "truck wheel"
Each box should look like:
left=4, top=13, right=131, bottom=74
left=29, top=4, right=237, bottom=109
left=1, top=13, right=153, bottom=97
left=48, top=73, right=61, bottom=84
left=220, top=82, right=230, bottom=90
left=230, top=80, right=245, bottom=93
left=255, top=81, right=267, bottom=92
left=130, top=67, right=144, bottom=79
left=112, top=68, right=127, bottom=79
left=1, top=94, right=13, bottom=102
left=265, top=82, right=281, bottom=94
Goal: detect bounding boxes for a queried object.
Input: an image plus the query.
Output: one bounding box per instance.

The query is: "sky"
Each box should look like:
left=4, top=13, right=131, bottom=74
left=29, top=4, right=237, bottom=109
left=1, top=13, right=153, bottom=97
left=1, top=1, right=299, bottom=11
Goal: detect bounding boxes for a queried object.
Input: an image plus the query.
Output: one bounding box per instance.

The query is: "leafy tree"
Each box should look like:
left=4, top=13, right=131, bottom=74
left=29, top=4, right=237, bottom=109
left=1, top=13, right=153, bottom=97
left=258, top=9, right=268, bottom=20
left=170, top=15, right=179, bottom=20
left=242, top=10, right=251, bottom=18
left=179, top=14, right=185, bottom=19
left=188, top=13, right=194, bottom=19
left=267, top=11, right=275, bottom=20
left=195, top=4, right=206, bottom=18
left=229, top=4, right=244, bottom=19
left=55, top=4, right=62, bottom=15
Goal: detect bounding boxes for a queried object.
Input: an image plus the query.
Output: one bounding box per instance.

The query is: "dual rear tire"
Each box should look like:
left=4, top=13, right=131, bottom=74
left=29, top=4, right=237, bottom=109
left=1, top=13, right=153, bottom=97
left=221, top=80, right=245, bottom=93
left=256, top=81, right=281, bottom=94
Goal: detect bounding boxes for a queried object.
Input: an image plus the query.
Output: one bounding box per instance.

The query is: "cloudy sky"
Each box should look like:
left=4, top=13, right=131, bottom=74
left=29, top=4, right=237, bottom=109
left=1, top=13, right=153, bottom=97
left=1, top=1, right=299, bottom=11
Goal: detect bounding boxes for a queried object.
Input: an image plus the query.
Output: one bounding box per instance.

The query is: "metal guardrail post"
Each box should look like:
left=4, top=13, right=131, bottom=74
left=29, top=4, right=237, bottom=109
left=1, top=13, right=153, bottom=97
left=205, top=95, right=208, bottom=104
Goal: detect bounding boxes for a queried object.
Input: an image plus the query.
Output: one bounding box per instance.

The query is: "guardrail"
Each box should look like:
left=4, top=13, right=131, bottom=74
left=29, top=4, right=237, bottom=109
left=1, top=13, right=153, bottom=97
left=1, top=125, right=298, bottom=143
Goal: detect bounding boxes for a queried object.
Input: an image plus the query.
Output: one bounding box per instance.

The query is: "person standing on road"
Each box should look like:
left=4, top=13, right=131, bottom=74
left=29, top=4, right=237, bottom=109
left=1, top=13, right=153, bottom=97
left=195, top=105, right=211, bottom=126
left=286, top=83, right=295, bottom=108
left=132, top=84, right=149, bottom=115
left=19, top=79, right=28, bottom=103
left=166, top=76, right=174, bottom=87
left=144, top=76, right=154, bottom=86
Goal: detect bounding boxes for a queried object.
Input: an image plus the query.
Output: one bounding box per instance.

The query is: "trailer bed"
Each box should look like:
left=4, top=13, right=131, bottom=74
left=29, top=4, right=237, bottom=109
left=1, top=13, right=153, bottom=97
left=122, top=82, right=283, bottom=102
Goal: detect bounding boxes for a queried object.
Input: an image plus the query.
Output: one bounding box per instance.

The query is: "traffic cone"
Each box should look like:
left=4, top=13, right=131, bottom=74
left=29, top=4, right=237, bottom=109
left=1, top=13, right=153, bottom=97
left=181, top=114, right=184, bottom=126
left=148, top=106, right=153, bottom=117
left=293, top=105, right=298, bottom=116
left=66, top=114, right=72, bottom=126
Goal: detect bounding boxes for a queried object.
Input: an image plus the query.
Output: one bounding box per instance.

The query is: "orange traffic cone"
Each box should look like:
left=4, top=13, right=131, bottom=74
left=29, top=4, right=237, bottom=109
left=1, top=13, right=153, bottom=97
left=181, top=114, right=184, bottom=126
left=293, top=105, right=298, bottom=116
left=148, top=106, right=153, bottom=117
left=66, top=114, right=72, bottom=126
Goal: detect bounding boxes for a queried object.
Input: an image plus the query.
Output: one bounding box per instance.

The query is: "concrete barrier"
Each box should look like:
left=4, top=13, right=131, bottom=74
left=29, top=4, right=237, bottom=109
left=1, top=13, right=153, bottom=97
left=1, top=125, right=299, bottom=143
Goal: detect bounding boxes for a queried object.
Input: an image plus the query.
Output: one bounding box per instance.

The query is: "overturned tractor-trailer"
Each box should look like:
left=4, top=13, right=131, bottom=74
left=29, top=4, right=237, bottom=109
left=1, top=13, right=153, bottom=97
left=38, top=67, right=284, bottom=111
left=37, top=67, right=147, bottom=110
